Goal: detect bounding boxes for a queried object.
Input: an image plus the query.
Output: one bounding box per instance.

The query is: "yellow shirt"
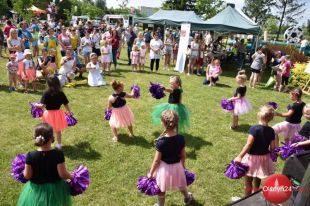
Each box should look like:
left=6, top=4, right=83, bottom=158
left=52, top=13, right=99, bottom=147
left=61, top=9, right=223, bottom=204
left=71, top=35, right=79, bottom=50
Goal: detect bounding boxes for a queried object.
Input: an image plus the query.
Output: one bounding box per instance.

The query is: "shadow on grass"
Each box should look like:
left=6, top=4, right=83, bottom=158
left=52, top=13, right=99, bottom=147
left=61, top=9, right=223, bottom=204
left=171, top=199, right=204, bottom=206
left=62, top=141, right=101, bottom=160
left=0, top=82, right=44, bottom=95
left=118, top=134, right=153, bottom=149
left=233, top=124, right=251, bottom=134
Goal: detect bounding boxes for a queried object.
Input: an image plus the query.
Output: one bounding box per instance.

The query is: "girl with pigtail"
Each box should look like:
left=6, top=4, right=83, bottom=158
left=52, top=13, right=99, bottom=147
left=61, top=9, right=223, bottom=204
left=148, top=110, right=193, bottom=206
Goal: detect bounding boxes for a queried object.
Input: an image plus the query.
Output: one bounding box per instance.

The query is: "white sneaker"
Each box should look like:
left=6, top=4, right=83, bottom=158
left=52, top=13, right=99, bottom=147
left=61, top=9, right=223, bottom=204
left=231, top=196, right=241, bottom=202
left=184, top=192, right=193, bottom=204
left=55, top=144, right=62, bottom=150
left=153, top=203, right=159, bottom=206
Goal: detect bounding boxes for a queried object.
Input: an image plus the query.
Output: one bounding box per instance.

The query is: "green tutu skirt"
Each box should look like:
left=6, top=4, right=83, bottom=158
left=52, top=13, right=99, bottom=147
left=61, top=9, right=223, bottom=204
left=152, top=103, right=190, bottom=133
left=17, top=180, right=72, bottom=206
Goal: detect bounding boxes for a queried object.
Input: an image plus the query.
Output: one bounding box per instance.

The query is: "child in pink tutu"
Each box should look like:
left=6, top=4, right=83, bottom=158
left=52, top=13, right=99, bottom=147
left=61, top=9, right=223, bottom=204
left=100, top=40, right=111, bottom=74
left=148, top=110, right=193, bottom=206
left=228, top=70, right=252, bottom=129
left=6, top=53, right=18, bottom=91
left=22, top=49, right=36, bottom=93
left=139, top=44, right=146, bottom=71
left=204, top=58, right=222, bottom=86
left=38, top=76, right=72, bottom=149
left=273, top=88, right=305, bottom=146
left=17, top=123, right=72, bottom=206
left=234, top=105, right=276, bottom=196
left=107, top=80, right=136, bottom=142
left=130, top=45, right=140, bottom=72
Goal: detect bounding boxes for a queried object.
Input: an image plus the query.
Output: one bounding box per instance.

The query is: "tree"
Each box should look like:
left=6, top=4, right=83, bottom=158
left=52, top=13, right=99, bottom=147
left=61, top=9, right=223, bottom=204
left=13, top=0, right=34, bottom=20
left=264, top=16, right=278, bottom=34
left=242, top=0, right=275, bottom=26
left=0, top=0, right=8, bottom=16
left=307, top=20, right=310, bottom=37
left=195, top=0, right=224, bottom=20
left=117, top=0, right=128, bottom=9
left=274, top=0, right=306, bottom=40
left=161, top=0, right=196, bottom=11
left=95, top=0, right=107, bottom=11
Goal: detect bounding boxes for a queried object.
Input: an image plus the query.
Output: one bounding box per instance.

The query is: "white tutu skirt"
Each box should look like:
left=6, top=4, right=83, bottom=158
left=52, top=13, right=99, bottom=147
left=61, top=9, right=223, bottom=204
left=233, top=97, right=252, bottom=115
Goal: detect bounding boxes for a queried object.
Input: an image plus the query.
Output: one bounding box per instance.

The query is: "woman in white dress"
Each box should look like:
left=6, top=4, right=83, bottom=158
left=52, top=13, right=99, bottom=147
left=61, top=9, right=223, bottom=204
left=149, top=32, right=163, bottom=72
left=58, top=49, right=76, bottom=86
left=86, top=53, right=106, bottom=87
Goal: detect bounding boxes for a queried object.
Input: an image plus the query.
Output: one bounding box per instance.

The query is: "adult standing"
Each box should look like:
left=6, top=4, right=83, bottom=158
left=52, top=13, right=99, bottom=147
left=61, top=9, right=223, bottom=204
left=143, top=28, right=152, bottom=53
left=126, top=26, right=136, bottom=65
left=4, top=20, right=16, bottom=38
left=249, top=47, right=266, bottom=88
left=163, top=32, right=173, bottom=70
left=102, top=27, right=112, bottom=41
left=235, top=39, right=246, bottom=70
left=187, top=35, right=200, bottom=75
left=300, top=38, right=309, bottom=54
left=149, top=32, right=163, bottom=72
left=81, top=30, right=93, bottom=65
left=18, top=22, right=33, bottom=50
left=7, top=28, right=24, bottom=54
left=69, top=27, right=80, bottom=54
left=134, top=31, right=145, bottom=49
left=91, top=28, right=101, bottom=56
left=58, top=27, right=71, bottom=57
left=44, top=28, right=60, bottom=68
left=111, top=29, right=120, bottom=70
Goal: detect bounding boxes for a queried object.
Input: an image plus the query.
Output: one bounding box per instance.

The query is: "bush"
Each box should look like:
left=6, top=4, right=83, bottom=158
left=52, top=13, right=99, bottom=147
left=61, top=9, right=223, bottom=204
left=265, top=44, right=308, bottom=64
left=289, top=63, right=310, bottom=88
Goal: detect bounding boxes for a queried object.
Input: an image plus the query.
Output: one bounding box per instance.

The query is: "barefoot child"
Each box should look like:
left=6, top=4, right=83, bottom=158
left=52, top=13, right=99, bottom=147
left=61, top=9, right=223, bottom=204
left=6, top=53, right=18, bottom=91
left=130, top=45, right=140, bottom=72
left=22, top=49, right=36, bottom=93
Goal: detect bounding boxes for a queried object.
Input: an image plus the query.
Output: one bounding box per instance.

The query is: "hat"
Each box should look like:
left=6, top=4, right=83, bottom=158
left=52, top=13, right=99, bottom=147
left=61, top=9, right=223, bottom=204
left=90, top=53, right=97, bottom=58
left=24, top=49, right=32, bottom=55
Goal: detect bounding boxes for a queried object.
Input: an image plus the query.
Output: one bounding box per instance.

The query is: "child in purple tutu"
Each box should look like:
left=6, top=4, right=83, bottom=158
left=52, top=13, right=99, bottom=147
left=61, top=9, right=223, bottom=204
left=148, top=110, right=193, bottom=206
left=107, top=80, right=136, bottom=142
left=273, top=88, right=305, bottom=146
left=234, top=105, right=276, bottom=197
left=17, top=123, right=72, bottom=206
left=228, top=70, right=252, bottom=129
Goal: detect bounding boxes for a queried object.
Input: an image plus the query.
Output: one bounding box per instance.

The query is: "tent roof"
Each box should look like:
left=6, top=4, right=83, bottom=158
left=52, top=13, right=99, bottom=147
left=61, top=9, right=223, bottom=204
left=204, top=6, right=260, bottom=34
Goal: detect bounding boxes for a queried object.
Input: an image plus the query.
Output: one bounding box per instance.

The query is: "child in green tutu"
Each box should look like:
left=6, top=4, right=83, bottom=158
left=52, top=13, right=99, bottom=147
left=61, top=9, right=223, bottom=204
left=152, top=76, right=190, bottom=133
left=17, top=123, right=72, bottom=206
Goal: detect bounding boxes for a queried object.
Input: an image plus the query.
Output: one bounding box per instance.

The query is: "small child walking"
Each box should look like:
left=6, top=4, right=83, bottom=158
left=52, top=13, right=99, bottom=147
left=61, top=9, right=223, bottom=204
left=22, top=49, right=36, bottom=93
left=6, top=53, right=18, bottom=91
left=100, top=41, right=111, bottom=74
left=229, top=70, right=252, bottom=129
left=130, top=45, right=140, bottom=72
left=148, top=110, right=193, bottom=206
left=279, top=56, right=292, bottom=92
left=234, top=105, right=276, bottom=197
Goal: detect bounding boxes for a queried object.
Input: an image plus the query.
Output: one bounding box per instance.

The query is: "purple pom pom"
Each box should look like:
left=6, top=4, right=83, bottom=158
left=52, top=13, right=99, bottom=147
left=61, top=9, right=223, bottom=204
left=278, top=142, right=304, bottom=160
left=131, top=84, right=141, bottom=99
left=30, top=102, right=43, bottom=118
left=104, top=109, right=112, bottom=120
left=149, top=82, right=166, bottom=99
left=224, top=161, right=249, bottom=179
left=65, top=113, right=78, bottom=127
left=70, top=165, right=90, bottom=196
left=270, top=148, right=280, bottom=162
left=267, top=101, right=278, bottom=110
left=221, top=99, right=234, bottom=111
left=137, top=176, right=161, bottom=196
left=11, top=154, right=28, bottom=183
left=289, top=133, right=307, bottom=144
left=185, top=169, right=195, bottom=186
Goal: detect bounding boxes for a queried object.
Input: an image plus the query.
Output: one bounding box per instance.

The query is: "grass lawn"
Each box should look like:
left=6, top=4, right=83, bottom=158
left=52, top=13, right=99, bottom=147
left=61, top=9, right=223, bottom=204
left=0, top=48, right=308, bottom=206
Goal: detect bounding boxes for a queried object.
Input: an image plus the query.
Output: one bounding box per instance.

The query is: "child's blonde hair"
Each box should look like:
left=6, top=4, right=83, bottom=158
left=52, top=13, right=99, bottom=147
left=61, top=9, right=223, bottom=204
left=236, top=70, right=247, bottom=83
left=170, top=75, right=182, bottom=88
left=111, top=79, right=124, bottom=91
left=160, top=110, right=179, bottom=134
left=257, top=105, right=274, bottom=123
left=303, top=104, right=310, bottom=119
left=133, top=45, right=139, bottom=51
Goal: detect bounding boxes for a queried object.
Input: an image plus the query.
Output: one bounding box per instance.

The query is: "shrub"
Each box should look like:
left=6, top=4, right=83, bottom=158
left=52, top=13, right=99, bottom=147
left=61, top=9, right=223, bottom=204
left=265, top=44, right=308, bottom=64
left=289, top=63, right=310, bottom=88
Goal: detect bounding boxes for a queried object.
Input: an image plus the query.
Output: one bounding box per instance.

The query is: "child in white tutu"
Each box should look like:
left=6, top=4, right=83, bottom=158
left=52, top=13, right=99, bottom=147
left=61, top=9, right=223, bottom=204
left=86, top=53, right=106, bottom=87
left=107, top=80, right=136, bottom=142
left=148, top=110, right=193, bottom=206
left=228, top=70, right=252, bottom=129
left=234, top=105, right=276, bottom=196
left=273, top=88, right=305, bottom=146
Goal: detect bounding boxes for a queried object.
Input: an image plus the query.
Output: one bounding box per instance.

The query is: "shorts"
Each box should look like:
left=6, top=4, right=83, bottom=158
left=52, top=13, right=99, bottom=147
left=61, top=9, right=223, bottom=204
left=32, top=41, right=38, bottom=47
left=251, top=69, right=261, bottom=74
left=82, top=50, right=91, bottom=57
left=282, top=76, right=289, bottom=85
left=164, top=47, right=172, bottom=55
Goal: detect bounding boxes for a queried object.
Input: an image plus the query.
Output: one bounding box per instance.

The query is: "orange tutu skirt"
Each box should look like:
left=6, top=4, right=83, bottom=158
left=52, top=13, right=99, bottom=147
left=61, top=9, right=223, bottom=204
left=109, top=105, right=134, bottom=128
left=23, top=69, right=36, bottom=81
left=241, top=153, right=275, bottom=179
left=17, top=62, right=24, bottom=79
left=42, top=110, right=68, bottom=132
left=155, top=161, right=187, bottom=192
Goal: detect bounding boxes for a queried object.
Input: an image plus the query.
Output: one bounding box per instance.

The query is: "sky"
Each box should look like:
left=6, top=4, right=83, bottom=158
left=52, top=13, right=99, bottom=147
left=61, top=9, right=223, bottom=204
left=106, top=0, right=310, bottom=25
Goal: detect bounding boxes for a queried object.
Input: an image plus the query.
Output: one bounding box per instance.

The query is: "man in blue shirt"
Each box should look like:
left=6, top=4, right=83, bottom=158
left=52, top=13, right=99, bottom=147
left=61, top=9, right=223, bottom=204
left=18, top=22, right=33, bottom=49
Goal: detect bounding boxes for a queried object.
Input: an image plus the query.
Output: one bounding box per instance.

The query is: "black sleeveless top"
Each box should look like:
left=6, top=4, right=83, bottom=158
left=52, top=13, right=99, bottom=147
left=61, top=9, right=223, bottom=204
left=168, top=89, right=182, bottom=104
left=234, top=86, right=247, bottom=97
left=111, top=92, right=126, bottom=108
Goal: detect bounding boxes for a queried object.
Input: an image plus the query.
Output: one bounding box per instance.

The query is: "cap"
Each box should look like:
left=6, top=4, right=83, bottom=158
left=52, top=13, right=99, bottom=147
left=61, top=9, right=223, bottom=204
left=24, top=49, right=32, bottom=55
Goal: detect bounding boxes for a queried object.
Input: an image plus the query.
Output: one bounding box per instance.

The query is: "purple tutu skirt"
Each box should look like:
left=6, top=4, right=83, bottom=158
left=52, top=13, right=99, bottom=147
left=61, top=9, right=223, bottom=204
left=155, top=161, right=187, bottom=192
left=109, top=105, right=134, bottom=128
left=233, top=97, right=252, bottom=115
left=272, top=121, right=301, bottom=141
left=241, top=153, right=274, bottom=179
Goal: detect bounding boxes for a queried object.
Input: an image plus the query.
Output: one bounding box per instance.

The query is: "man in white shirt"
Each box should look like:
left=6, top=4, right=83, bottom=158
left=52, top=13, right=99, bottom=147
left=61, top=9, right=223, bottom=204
left=300, top=38, right=309, bottom=54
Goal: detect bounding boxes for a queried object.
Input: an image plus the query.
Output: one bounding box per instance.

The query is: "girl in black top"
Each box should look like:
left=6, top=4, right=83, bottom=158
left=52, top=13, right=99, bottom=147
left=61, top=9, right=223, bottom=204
left=107, top=80, right=136, bottom=142
left=292, top=104, right=310, bottom=148
left=234, top=105, right=276, bottom=197
left=36, top=76, right=72, bottom=149
left=152, top=76, right=190, bottom=133
left=273, top=88, right=305, bottom=146
left=228, top=70, right=252, bottom=129
left=17, top=123, right=72, bottom=206
left=148, top=110, right=192, bottom=206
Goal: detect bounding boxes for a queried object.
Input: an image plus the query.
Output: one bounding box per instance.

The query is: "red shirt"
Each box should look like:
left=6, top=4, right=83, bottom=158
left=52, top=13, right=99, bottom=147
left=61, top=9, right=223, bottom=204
left=111, top=36, right=120, bottom=49
left=4, top=24, right=16, bottom=37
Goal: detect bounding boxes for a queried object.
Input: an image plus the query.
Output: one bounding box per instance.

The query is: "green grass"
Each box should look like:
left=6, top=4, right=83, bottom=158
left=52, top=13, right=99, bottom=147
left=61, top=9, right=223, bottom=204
left=0, top=49, right=308, bottom=206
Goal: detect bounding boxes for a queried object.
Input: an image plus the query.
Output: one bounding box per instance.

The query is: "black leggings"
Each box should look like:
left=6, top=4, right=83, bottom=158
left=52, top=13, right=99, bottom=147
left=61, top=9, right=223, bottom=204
left=150, top=59, right=160, bottom=71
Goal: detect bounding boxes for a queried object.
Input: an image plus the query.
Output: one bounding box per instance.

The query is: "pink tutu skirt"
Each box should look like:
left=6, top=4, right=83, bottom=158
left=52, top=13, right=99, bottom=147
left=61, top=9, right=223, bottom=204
left=233, top=97, right=252, bottom=115
left=155, top=161, right=187, bottom=192
left=109, top=105, right=134, bottom=128
left=241, top=153, right=274, bottom=179
left=42, top=110, right=68, bottom=132
left=101, top=55, right=111, bottom=63
left=23, top=69, right=36, bottom=81
left=17, top=62, right=24, bottom=79
left=139, top=57, right=146, bottom=64
left=272, top=121, right=301, bottom=141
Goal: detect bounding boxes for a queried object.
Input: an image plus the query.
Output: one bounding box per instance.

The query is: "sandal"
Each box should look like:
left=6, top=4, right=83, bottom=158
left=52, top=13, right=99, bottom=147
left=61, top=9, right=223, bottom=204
left=112, top=136, right=118, bottom=142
